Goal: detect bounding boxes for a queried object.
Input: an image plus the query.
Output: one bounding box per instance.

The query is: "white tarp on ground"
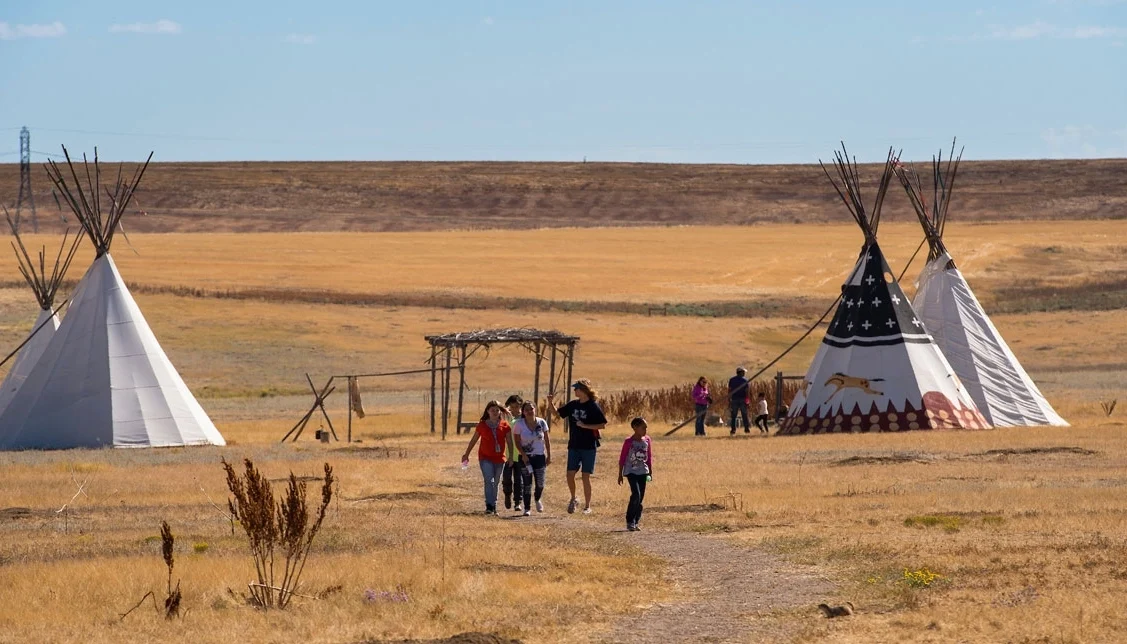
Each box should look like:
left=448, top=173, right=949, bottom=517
left=779, top=243, right=988, bottom=434
left=0, top=309, right=60, bottom=415
left=0, top=254, right=226, bottom=449
left=913, top=252, right=1068, bottom=427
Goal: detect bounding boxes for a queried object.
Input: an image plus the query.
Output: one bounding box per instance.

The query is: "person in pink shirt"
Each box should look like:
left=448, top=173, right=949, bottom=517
left=691, top=376, right=711, bottom=436
left=618, top=417, right=653, bottom=532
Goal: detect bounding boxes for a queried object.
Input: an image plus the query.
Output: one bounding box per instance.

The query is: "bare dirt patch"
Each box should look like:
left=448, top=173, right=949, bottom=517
left=605, top=530, right=832, bottom=643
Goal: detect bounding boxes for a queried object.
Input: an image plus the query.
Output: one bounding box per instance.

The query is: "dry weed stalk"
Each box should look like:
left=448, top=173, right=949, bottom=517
left=119, top=520, right=182, bottom=621
left=1101, top=399, right=1117, bottom=417
left=222, top=458, right=335, bottom=609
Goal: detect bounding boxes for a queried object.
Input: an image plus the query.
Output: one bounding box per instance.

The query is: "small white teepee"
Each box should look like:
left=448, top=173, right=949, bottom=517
left=0, top=148, right=225, bottom=449
left=0, top=210, right=81, bottom=415
left=896, top=141, right=1067, bottom=427
left=778, top=147, right=988, bottom=435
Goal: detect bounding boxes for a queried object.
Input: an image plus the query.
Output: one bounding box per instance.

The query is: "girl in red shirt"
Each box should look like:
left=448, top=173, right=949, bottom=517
left=462, top=400, right=512, bottom=515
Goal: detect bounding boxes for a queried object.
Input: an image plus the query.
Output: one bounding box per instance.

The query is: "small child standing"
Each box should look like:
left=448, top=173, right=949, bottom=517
left=754, top=392, right=770, bottom=434
left=618, top=417, right=653, bottom=532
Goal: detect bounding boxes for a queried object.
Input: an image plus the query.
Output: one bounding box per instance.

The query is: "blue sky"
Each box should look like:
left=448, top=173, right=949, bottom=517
left=1, top=1, right=1125, bottom=163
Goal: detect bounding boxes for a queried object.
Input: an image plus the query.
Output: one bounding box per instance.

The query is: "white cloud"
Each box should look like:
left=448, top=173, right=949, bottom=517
left=0, top=21, right=67, bottom=40
left=990, top=20, right=1127, bottom=39
left=284, top=33, right=316, bottom=45
left=482, top=17, right=495, bottom=26
left=109, top=19, right=181, bottom=35
left=1042, top=125, right=1127, bottom=157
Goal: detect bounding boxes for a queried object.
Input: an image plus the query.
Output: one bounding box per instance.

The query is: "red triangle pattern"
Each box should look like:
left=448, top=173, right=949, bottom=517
left=777, top=391, right=988, bottom=435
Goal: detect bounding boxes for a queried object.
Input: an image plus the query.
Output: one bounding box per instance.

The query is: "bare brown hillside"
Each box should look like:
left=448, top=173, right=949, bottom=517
left=0, top=158, right=1123, bottom=232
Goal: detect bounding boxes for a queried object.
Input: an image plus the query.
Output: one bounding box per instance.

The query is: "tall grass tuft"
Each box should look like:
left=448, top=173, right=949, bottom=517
left=222, top=458, right=335, bottom=609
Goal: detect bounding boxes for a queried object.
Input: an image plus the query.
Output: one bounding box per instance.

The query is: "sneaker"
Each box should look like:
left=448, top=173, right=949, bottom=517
left=536, top=500, right=544, bottom=512
left=583, top=506, right=592, bottom=515
left=634, top=523, right=642, bottom=531
left=523, top=509, right=531, bottom=516
left=515, top=503, right=523, bottom=513
left=567, top=498, right=578, bottom=514
left=627, top=524, right=637, bottom=532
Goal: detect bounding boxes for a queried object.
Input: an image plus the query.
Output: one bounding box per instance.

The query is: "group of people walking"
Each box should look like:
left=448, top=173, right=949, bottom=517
left=691, top=367, right=772, bottom=436
left=461, top=379, right=654, bottom=531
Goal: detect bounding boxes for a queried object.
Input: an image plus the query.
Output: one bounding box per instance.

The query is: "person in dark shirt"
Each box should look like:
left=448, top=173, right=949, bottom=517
left=728, top=366, right=751, bottom=435
left=547, top=378, right=607, bottom=515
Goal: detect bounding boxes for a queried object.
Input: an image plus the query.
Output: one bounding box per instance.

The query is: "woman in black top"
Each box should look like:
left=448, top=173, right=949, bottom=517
left=547, top=378, right=607, bottom=515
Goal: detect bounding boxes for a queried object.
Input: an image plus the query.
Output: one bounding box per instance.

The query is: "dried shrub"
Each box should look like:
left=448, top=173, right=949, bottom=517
left=599, top=379, right=801, bottom=423
left=222, top=458, right=335, bottom=609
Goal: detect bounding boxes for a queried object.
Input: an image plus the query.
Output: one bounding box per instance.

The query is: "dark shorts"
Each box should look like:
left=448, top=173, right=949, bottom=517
left=567, top=448, right=597, bottom=474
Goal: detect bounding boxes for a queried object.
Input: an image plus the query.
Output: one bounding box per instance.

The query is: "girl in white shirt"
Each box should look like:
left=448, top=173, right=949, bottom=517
left=513, top=401, right=552, bottom=515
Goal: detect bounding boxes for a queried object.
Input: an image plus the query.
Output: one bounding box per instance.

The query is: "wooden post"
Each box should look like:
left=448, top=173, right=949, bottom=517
left=532, top=341, right=542, bottom=412
left=442, top=347, right=452, bottom=440
left=546, top=344, right=558, bottom=430
left=429, top=344, right=437, bottom=434
left=775, top=371, right=784, bottom=423
left=564, top=342, right=574, bottom=433
left=455, top=344, right=466, bottom=437
left=347, top=376, right=353, bottom=443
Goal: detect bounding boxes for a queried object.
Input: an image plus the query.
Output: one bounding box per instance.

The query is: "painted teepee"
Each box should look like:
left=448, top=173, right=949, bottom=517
left=0, top=209, right=82, bottom=414
left=0, top=148, right=225, bottom=449
left=895, top=141, right=1067, bottom=427
left=777, top=146, right=987, bottom=435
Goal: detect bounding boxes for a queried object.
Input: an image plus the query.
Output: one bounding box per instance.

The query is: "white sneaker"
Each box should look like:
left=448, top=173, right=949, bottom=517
left=515, top=503, right=523, bottom=513
left=567, top=498, right=578, bottom=514
left=535, top=500, right=544, bottom=513
left=523, top=509, right=531, bottom=516
left=582, top=506, right=592, bottom=515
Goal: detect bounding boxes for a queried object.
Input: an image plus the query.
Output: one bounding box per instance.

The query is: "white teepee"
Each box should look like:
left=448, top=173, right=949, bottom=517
left=0, top=148, right=225, bottom=449
left=778, top=147, right=988, bottom=435
left=896, top=142, right=1067, bottom=427
left=0, top=211, right=81, bottom=415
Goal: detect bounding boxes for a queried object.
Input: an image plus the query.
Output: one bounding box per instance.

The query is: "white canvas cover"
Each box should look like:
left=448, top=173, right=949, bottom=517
left=779, top=243, right=988, bottom=434
left=0, top=309, right=60, bottom=415
left=0, top=254, right=225, bottom=449
left=913, top=252, right=1068, bottom=427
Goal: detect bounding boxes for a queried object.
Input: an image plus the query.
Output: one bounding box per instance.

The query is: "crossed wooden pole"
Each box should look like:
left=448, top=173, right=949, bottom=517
left=280, top=374, right=338, bottom=443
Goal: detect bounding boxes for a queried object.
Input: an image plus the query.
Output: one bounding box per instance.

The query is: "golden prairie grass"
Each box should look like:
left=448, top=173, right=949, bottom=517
left=0, top=222, right=1125, bottom=642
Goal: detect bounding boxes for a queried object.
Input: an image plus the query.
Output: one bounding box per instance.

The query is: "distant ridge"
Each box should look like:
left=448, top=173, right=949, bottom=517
left=1, top=158, right=1123, bottom=233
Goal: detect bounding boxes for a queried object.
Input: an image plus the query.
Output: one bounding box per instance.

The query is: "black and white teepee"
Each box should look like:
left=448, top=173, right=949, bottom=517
left=778, top=146, right=987, bottom=435
left=896, top=140, right=1067, bottom=427
left=0, top=148, right=225, bottom=449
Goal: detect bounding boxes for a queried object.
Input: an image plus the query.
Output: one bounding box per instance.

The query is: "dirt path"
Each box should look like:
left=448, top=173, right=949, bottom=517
left=602, top=528, right=832, bottom=643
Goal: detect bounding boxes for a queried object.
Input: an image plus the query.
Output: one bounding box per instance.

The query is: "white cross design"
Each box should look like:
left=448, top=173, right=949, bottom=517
left=891, top=294, right=900, bottom=305
left=872, top=296, right=882, bottom=307
left=912, top=318, right=921, bottom=327
left=863, top=252, right=871, bottom=263
left=847, top=321, right=854, bottom=330
left=886, top=318, right=895, bottom=328
left=861, top=320, right=872, bottom=330
left=856, top=298, right=865, bottom=306
left=846, top=298, right=854, bottom=308
left=865, top=275, right=875, bottom=285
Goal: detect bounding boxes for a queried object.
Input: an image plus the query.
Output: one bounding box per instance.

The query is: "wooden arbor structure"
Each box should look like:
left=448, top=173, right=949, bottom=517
left=426, top=328, right=579, bottom=439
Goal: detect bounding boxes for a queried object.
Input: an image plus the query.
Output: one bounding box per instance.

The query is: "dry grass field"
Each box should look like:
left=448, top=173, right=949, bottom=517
left=0, top=221, right=1125, bottom=642
left=1, top=158, right=1125, bottom=232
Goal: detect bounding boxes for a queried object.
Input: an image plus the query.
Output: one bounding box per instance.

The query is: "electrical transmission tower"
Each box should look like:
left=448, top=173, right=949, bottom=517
left=15, top=126, right=38, bottom=233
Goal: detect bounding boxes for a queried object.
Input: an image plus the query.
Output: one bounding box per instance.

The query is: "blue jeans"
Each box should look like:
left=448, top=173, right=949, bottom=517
left=694, top=403, right=708, bottom=435
left=730, top=402, right=750, bottom=432
left=479, top=460, right=504, bottom=510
